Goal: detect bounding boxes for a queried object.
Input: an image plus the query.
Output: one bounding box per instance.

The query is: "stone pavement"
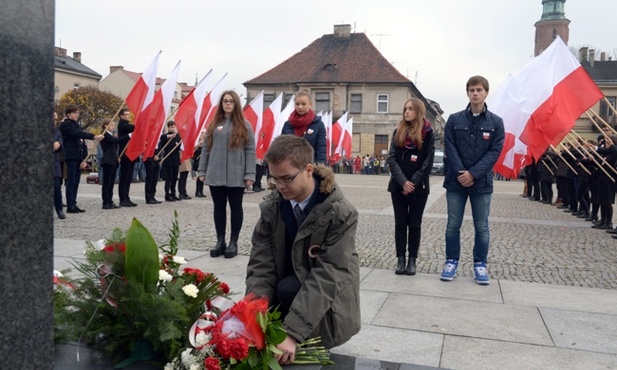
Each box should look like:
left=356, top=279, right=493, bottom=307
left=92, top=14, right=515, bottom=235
left=54, top=174, right=617, bottom=369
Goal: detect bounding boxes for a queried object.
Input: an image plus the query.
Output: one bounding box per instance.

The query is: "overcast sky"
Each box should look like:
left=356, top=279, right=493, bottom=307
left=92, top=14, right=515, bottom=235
left=55, top=0, right=616, bottom=118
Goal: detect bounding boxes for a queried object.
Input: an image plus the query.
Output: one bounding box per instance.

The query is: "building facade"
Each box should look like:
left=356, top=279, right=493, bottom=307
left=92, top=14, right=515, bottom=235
left=54, top=47, right=101, bottom=103
left=243, top=24, right=444, bottom=159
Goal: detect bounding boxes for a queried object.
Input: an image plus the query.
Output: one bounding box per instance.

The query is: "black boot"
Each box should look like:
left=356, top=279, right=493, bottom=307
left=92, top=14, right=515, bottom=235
left=225, top=236, right=238, bottom=258
left=210, top=235, right=226, bottom=257
left=395, top=257, right=405, bottom=275
left=405, top=257, right=416, bottom=275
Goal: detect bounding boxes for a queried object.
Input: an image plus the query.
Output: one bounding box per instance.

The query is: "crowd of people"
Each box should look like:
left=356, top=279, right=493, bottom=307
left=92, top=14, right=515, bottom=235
left=521, top=129, right=617, bottom=238
left=56, top=75, right=588, bottom=361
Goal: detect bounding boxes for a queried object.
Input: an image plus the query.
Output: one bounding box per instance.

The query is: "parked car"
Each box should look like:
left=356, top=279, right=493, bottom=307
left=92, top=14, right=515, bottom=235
left=431, top=150, right=444, bottom=175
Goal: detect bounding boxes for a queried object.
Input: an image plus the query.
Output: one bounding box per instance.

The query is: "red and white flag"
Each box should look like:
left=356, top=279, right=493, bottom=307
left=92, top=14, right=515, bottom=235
left=244, top=90, right=264, bottom=150
left=341, top=117, right=353, bottom=158
left=271, top=94, right=295, bottom=144
left=489, top=36, right=603, bottom=178
left=126, top=61, right=181, bottom=161
left=333, top=112, right=349, bottom=159
left=175, top=70, right=213, bottom=162
left=322, top=112, right=332, bottom=160
left=125, top=51, right=161, bottom=121
left=256, top=93, right=283, bottom=160
left=197, top=73, right=228, bottom=134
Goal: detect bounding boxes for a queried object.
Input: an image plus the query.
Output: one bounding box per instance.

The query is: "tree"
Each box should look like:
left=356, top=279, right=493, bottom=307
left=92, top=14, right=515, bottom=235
left=55, top=86, right=124, bottom=131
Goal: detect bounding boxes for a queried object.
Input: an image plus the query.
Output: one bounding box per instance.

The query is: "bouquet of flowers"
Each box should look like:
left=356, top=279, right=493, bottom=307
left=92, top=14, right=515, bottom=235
left=54, top=212, right=229, bottom=367
left=165, top=294, right=333, bottom=370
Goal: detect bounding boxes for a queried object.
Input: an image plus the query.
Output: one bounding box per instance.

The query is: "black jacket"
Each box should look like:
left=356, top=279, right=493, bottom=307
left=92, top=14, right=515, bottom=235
left=117, top=119, right=134, bottom=156
left=60, top=118, right=94, bottom=161
left=159, top=133, right=181, bottom=167
left=387, top=127, right=435, bottom=196
left=100, top=131, right=130, bottom=166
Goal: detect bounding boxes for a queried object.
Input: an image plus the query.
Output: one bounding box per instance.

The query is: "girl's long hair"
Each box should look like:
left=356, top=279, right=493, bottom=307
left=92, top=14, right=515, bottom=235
left=394, top=98, right=426, bottom=150
left=205, top=90, right=249, bottom=151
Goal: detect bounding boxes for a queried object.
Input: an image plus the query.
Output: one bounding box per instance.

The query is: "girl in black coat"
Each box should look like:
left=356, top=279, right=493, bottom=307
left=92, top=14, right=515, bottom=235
left=387, top=98, right=435, bottom=275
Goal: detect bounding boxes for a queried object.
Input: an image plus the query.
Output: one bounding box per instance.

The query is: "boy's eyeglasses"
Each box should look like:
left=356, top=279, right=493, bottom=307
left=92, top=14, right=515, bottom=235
left=269, top=169, right=304, bottom=185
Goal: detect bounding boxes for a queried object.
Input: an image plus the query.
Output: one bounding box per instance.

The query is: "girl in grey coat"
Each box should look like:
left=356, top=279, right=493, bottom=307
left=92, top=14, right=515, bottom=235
left=198, top=90, right=255, bottom=258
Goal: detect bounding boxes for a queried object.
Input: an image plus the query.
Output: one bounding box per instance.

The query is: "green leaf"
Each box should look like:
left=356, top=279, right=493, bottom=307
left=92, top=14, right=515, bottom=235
left=267, top=356, right=282, bottom=370
left=125, top=218, right=159, bottom=288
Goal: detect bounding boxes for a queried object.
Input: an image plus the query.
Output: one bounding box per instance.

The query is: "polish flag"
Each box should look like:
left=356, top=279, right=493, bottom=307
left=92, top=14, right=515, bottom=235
left=322, top=112, right=332, bottom=160
left=125, top=51, right=161, bottom=120
left=197, top=73, right=228, bottom=133
left=244, top=90, right=264, bottom=149
left=271, top=94, right=295, bottom=144
left=126, top=61, right=181, bottom=161
left=255, top=93, right=283, bottom=160
left=175, top=70, right=213, bottom=162
left=489, top=36, right=603, bottom=178
left=341, top=117, right=353, bottom=158
left=333, top=112, right=349, bottom=159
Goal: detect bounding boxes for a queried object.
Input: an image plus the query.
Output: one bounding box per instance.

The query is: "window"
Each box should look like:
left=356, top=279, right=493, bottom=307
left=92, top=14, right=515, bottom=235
left=264, top=93, right=275, bottom=108
left=283, top=93, right=294, bottom=108
left=350, top=94, right=362, bottom=113
left=73, top=82, right=81, bottom=89
left=600, top=97, right=616, bottom=117
left=377, top=94, right=389, bottom=113
left=375, top=135, right=388, bottom=144
left=315, top=92, right=330, bottom=112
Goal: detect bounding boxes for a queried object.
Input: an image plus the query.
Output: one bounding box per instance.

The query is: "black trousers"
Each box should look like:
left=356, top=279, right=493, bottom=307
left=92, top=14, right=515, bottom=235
left=178, top=171, right=189, bottom=196
left=209, top=186, right=245, bottom=237
left=144, top=160, right=160, bottom=201
left=275, top=274, right=301, bottom=320
left=576, top=180, right=590, bottom=214
left=541, top=181, right=553, bottom=203
left=101, top=163, right=117, bottom=205
left=164, top=165, right=179, bottom=197
left=566, top=177, right=577, bottom=210
left=195, top=178, right=204, bottom=195
left=118, top=156, right=135, bottom=202
left=391, top=191, right=428, bottom=258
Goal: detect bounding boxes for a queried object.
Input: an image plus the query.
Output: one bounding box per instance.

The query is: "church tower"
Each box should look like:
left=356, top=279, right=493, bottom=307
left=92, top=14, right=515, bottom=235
left=534, top=0, right=570, bottom=56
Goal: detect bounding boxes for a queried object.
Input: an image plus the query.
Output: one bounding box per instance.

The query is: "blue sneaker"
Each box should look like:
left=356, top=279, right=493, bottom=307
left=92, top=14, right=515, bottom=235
left=474, top=262, right=490, bottom=285
left=440, top=259, right=458, bottom=281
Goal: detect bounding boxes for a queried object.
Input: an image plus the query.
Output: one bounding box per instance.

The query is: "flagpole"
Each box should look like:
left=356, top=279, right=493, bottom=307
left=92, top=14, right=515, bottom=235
left=545, top=152, right=558, bottom=170
left=603, top=96, right=617, bottom=117
left=549, top=145, right=578, bottom=176
left=562, top=141, right=592, bottom=176
left=569, top=131, right=617, bottom=176
left=586, top=110, right=617, bottom=136
left=540, top=158, right=555, bottom=176
left=562, top=134, right=609, bottom=177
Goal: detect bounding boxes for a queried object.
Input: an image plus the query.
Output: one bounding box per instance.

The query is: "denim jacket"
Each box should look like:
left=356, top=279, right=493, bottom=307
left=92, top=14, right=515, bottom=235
left=443, top=104, right=505, bottom=194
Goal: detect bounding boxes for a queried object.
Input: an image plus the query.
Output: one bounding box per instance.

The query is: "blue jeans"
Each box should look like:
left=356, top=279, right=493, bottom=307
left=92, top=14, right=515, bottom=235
left=445, top=190, right=492, bottom=263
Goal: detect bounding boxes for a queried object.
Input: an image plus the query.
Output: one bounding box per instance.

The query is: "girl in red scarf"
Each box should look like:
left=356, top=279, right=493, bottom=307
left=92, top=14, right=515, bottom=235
left=281, top=91, right=327, bottom=164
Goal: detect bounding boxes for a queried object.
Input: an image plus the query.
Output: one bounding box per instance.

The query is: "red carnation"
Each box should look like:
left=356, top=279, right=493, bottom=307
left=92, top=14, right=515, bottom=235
left=229, top=337, right=249, bottom=360
left=219, top=282, right=230, bottom=294
left=183, top=267, right=206, bottom=283
left=204, top=357, right=221, bottom=370
left=213, top=335, right=230, bottom=359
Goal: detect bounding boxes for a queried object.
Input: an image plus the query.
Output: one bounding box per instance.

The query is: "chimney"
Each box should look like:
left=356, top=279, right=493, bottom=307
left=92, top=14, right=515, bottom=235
left=579, top=47, right=588, bottom=62
left=601, top=52, right=606, bottom=61
left=72, top=52, right=81, bottom=63
left=589, top=49, right=595, bottom=67
left=333, top=24, right=351, bottom=39
left=109, top=66, right=124, bottom=74
left=54, top=46, right=67, bottom=57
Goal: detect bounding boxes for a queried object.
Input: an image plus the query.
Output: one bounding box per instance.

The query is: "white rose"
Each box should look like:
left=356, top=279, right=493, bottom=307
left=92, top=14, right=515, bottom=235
left=190, top=365, right=200, bottom=370
left=159, top=270, right=173, bottom=282
left=182, top=284, right=199, bottom=298
left=173, top=256, right=187, bottom=264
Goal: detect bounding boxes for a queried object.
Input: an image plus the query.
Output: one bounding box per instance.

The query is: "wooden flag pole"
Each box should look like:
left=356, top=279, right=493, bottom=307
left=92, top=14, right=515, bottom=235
left=545, top=153, right=558, bottom=170
left=550, top=145, right=578, bottom=175
left=562, top=134, right=611, bottom=178
left=586, top=110, right=617, bottom=136
left=569, top=131, right=617, bottom=176
left=540, top=159, right=555, bottom=176
left=560, top=140, right=592, bottom=176
left=603, top=96, right=617, bottom=117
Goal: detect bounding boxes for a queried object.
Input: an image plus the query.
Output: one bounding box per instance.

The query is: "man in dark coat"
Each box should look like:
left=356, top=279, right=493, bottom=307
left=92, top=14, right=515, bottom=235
left=117, top=108, right=137, bottom=207
left=59, top=104, right=104, bottom=214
